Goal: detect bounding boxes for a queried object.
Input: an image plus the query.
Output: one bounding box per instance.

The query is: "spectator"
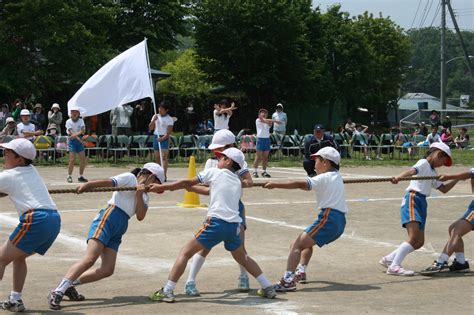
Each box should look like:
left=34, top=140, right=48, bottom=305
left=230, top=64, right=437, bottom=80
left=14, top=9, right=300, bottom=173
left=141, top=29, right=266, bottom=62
left=213, top=99, right=236, bottom=131
left=352, top=124, right=372, bottom=160
left=110, top=109, right=117, bottom=135
left=413, top=123, right=421, bottom=136
left=66, top=107, right=88, bottom=183
left=17, top=109, right=42, bottom=141
left=395, top=131, right=416, bottom=157
left=442, top=115, right=452, bottom=130
left=45, top=123, right=59, bottom=142
left=336, top=126, right=351, bottom=158
left=0, top=103, right=11, bottom=130
left=429, top=110, right=440, bottom=126
left=48, top=103, right=63, bottom=135
left=11, top=100, right=24, bottom=121
left=31, top=103, right=47, bottom=131
left=184, top=103, right=197, bottom=134
left=303, top=124, right=338, bottom=176
left=113, top=103, right=133, bottom=136
left=149, top=101, right=174, bottom=178
left=426, top=125, right=441, bottom=144
left=133, top=101, right=149, bottom=134
left=440, top=128, right=454, bottom=148
left=0, top=117, right=18, bottom=142
left=454, top=127, right=470, bottom=149
left=272, top=103, right=287, bottom=137
left=344, top=118, right=356, bottom=136
left=196, top=118, right=213, bottom=135
left=253, top=108, right=279, bottom=178
left=419, top=121, right=428, bottom=136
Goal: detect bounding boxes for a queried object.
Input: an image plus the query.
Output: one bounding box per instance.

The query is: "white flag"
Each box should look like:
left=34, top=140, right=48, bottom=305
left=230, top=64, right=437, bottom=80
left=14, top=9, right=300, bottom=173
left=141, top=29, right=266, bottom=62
left=68, top=40, right=153, bottom=117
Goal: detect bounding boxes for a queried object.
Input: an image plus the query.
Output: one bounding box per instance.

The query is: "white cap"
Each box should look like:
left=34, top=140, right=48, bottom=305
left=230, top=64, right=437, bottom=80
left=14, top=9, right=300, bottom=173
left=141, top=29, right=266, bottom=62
left=311, top=146, right=341, bottom=166
left=0, top=138, right=36, bottom=160
left=276, top=103, right=283, bottom=109
left=142, top=162, right=165, bottom=183
left=6, top=117, right=14, bottom=123
left=51, top=103, right=60, bottom=110
left=208, top=129, right=235, bottom=150
left=69, top=106, right=81, bottom=112
left=20, top=109, right=30, bottom=116
left=217, top=147, right=245, bottom=170
left=429, top=142, right=452, bottom=166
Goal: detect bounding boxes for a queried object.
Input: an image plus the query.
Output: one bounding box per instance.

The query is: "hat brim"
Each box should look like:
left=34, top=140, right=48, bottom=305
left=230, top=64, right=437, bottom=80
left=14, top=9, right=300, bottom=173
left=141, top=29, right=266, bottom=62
left=208, top=143, right=225, bottom=150
left=0, top=142, right=14, bottom=151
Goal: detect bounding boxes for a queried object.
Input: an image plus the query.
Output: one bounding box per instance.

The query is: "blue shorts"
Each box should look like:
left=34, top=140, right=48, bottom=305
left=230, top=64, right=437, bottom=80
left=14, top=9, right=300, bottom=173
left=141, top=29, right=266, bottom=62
left=68, top=138, right=84, bottom=153
left=10, top=209, right=61, bottom=255
left=87, top=205, right=129, bottom=252
left=195, top=217, right=241, bottom=251
left=239, top=200, right=246, bottom=229
left=462, top=200, right=474, bottom=228
left=304, top=208, right=346, bottom=247
left=400, top=191, right=427, bottom=230
left=256, top=137, right=271, bottom=151
left=153, top=135, right=169, bottom=150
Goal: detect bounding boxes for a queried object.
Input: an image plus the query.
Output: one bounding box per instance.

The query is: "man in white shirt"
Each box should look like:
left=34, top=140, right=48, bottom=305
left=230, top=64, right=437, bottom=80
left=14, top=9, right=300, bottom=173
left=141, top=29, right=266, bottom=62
left=112, top=104, right=134, bottom=136
left=272, top=103, right=287, bottom=137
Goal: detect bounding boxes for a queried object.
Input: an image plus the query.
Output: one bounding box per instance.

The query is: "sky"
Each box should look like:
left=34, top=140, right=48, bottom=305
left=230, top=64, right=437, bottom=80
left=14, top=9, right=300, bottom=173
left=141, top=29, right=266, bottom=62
left=312, top=0, right=474, bottom=31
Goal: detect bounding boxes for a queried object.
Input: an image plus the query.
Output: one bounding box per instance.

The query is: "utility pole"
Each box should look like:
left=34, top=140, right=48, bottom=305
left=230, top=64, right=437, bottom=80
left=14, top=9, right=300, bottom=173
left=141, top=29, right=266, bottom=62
left=440, top=0, right=447, bottom=110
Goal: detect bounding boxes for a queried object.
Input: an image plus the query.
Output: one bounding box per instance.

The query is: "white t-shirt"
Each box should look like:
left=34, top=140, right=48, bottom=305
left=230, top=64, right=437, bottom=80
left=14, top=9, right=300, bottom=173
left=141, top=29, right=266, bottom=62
left=197, top=168, right=242, bottom=223
left=306, top=171, right=349, bottom=214
left=16, top=122, right=36, bottom=140
left=256, top=119, right=271, bottom=138
left=108, top=172, right=148, bottom=218
left=272, top=111, right=287, bottom=132
left=153, top=114, right=174, bottom=136
left=66, top=118, right=85, bottom=135
left=213, top=109, right=230, bottom=130
left=426, top=133, right=441, bottom=144
left=0, top=165, right=57, bottom=216
left=204, top=158, right=249, bottom=177
left=406, top=159, right=443, bottom=196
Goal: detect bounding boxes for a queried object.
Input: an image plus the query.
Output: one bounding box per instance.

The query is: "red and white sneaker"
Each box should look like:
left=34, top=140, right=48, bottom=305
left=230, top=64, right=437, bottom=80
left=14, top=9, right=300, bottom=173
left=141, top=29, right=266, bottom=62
left=273, top=278, right=297, bottom=292
left=295, top=270, right=307, bottom=284
left=379, top=257, right=393, bottom=268
left=386, top=265, right=415, bottom=276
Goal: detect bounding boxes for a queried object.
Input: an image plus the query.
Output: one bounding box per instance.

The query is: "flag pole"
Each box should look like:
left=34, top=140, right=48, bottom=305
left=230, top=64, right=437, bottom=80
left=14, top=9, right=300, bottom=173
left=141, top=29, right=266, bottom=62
left=144, top=38, right=163, bottom=167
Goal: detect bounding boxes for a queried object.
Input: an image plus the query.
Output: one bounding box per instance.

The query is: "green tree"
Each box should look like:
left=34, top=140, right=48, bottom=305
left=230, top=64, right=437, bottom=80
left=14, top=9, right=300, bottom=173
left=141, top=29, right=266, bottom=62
left=158, top=49, right=213, bottom=95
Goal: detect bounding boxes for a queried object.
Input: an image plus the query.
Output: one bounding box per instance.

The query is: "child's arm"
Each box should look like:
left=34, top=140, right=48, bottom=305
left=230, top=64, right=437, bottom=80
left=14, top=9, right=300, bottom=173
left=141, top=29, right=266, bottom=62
left=76, top=180, right=113, bottom=193
left=135, top=184, right=148, bottom=221
left=391, top=168, right=417, bottom=184
left=149, top=177, right=200, bottom=193
left=439, top=171, right=472, bottom=181
left=148, top=114, right=157, bottom=131
left=186, top=185, right=210, bottom=195
left=240, top=171, right=253, bottom=188
left=263, top=180, right=309, bottom=191
left=437, top=180, right=459, bottom=194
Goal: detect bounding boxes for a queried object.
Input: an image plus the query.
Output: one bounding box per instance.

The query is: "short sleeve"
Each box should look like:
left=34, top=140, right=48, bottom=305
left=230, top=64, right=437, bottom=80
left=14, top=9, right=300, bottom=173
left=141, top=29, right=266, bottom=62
left=111, top=172, right=136, bottom=187
left=79, top=119, right=85, bottom=129
left=204, top=158, right=217, bottom=171
left=412, top=159, right=426, bottom=174
left=197, top=168, right=217, bottom=184
left=65, top=120, right=73, bottom=132
left=166, top=116, right=174, bottom=127
left=306, top=174, right=324, bottom=191
left=0, top=171, right=13, bottom=193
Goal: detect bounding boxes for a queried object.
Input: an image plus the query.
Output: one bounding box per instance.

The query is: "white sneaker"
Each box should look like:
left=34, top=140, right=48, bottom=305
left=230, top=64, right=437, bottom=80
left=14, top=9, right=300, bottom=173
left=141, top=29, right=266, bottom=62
left=379, top=257, right=392, bottom=268
left=365, top=156, right=371, bottom=160
left=376, top=156, right=383, bottom=160
left=386, top=265, right=415, bottom=276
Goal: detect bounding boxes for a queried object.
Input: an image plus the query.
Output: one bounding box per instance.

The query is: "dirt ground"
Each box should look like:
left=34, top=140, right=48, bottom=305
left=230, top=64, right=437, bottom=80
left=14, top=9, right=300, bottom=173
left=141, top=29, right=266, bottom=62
left=0, top=164, right=472, bottom=314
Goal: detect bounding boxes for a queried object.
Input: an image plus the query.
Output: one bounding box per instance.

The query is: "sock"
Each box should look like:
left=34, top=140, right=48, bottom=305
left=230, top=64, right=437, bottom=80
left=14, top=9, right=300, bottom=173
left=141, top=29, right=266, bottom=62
left=186, top=254, right=206, bottom=284
left=256, top=274, right=271, bottom=289
left=72, top=279, right=81, bottom=286
left=254, top=167, right=259, bottom=173
left=10, top=291, right=21, bottom=302
left=55, top=278, right=72, bottom=294
left=283, top=271, right=294, bottom=281
left=164, top=280, right=176, bottom=293
left=390, top=242, right=415, bottom=268
left=296, top=264, right=306, bottom=273
left=384, top=249, right=398, bottom=262
left=239, top=264, right=248, bottom=278
left=455, top=252, right=466, bottom=264
left=437, top=253, right=450, bottom=264
left=79, top=174, right=83, bottom=177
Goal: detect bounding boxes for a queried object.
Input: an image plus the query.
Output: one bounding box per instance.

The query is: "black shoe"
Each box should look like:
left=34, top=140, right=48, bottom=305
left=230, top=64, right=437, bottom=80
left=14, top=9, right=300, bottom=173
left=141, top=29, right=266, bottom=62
left=449, top=259, right=470, bottom=272
left=47, top=291, right=63, bottom=311
left=1, top=297, right=26, bottom=312
left=77, top=176, right=88, bottom=183
left=420, top=260, right=449, bottom=275
left=65, top=286, right=85, bottom=301
left=253, top=171, right=259, bottom=178
left=261, top=171, right=271, bottom=178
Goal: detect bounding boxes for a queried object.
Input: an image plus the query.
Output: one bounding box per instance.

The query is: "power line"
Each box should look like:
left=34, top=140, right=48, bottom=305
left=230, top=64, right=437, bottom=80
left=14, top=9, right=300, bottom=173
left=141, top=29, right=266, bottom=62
left=429, top=0, right=442, bottom=27
left=420, top=0, right=435, bottom=28
left=418, top=0, right=431, bottom=28
left=410, top=0, right=423, bottom=29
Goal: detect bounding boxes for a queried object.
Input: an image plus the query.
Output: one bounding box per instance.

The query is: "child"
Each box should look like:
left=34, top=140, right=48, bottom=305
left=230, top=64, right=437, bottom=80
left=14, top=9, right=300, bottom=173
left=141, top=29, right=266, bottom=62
left=0, top=117, right=18, bottom=142
left=148, top=148, right=276, bottom=302
left=425, top=125, right=441, bottom=145
left=454, top=127, right=470, bottom=149
left=16, top=109, right=43, bottom=141
left=66, top=107, right=87, bottom=183
left=0, top=139, right=61, bottom=312
left=379, top=142, right=458, bottom=276
left=352, top=124, right=371, bottom=160
left=148, top=101, right=174, bottom=178
left=253, top=109, right=279, bottom=178
left=47, top=163, right=164, bottom=310
left=213, top=99, right=236, bottom=132
left=421, top=168, right=473, bottom=274
left=184, top=130, right=253, bottom=296
left=263, top=147, right=348, bottom=291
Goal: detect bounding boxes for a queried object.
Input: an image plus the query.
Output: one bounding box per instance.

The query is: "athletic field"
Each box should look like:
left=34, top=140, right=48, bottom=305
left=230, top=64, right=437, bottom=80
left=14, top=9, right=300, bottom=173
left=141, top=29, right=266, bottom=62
left=0, top=165, right=472, bottom=314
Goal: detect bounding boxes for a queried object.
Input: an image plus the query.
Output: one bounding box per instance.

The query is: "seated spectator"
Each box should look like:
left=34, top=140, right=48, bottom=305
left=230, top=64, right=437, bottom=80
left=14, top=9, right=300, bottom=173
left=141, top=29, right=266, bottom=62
left=429, top=110, right=440, bottom=126
left=425, top=125, right=441, bottom=145
left=303, top=124, right=338, bottom=176
left=412, top=123, right=421, bottom=136
left=335, top=126, right=351, bottom=158
left=17, top=109, right=43, bottom=141
left=196, top=118, right=214, bottom=135
left=454, top=127, right=470, bottom=149
left=0, top=117, right=18, bottom=142
left=442, top=115, right=452, bottom=130
left=352, top=124, right=372, bottom=160
left=31, top=103, right=47, bottom=131
left=0, top=103, right=11, bottom=130
left=395, top=131, right=416, bottom=157
left=48, top=103, right=63, bottom=135
left=440, top=128, right=454, bottom=148
left=344, top=118, right=356, bottom=136
left=45, top=123, right=59, bottom=142
left=419, top=122, right=428, bottom=136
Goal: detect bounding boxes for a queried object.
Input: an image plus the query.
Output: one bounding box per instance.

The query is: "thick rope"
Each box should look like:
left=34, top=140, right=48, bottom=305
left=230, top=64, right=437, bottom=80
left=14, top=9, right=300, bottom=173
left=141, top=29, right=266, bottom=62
left=48, top=186, right=138, bottom=194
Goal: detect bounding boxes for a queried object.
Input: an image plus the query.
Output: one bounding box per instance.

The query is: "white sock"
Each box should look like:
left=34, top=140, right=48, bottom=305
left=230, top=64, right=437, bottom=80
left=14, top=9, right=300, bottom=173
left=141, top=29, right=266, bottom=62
left=437, top=253, right=450, bottom=264
left=254, top=167, right=259, bottom=173
left=256, top=274, right=271, bottom=289
left=72, top=279, right=81, bottom=286
left=79, top=174, right=83, bottom=177
left=239, top=264, right=248, bottom=277
left=283, top=271, right=294, bottom=281
left=164, top=280, right=176, bottom=293
left=390, top=242, right=414, bottom=268
left=10, top=291, right=21, bottom=302
left=296, top=264, right=307, bottom=273
left=384, top=249, right=398, bottom=262
left=186, top=254, right=206, bottom=284
left=455, top=252, right=466, bottom=264
left=55, top=278, right=72, bottom=294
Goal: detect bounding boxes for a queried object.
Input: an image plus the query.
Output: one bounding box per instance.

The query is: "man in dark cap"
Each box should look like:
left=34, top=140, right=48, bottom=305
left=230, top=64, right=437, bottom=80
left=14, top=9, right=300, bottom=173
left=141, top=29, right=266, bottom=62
left=303, top=124, right=339, bottom=176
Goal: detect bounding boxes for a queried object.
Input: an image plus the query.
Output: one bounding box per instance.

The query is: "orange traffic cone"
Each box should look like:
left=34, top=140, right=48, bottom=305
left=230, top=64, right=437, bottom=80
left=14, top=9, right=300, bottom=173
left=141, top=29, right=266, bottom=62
left=177, top=156, right=206, bottom=208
